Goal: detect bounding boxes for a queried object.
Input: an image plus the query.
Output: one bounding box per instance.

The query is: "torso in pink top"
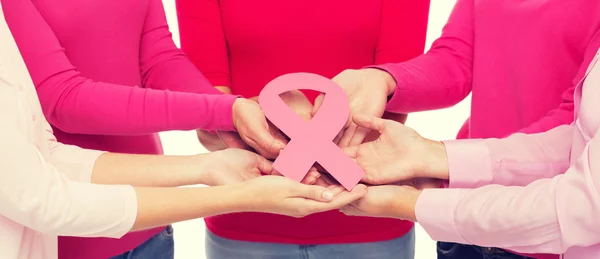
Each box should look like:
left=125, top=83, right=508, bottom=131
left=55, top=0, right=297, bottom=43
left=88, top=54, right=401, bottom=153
left=176, top=0, right=430, bottom=244
left=3, top=0, right=238, bottom=258
left=379, top=1, right=600, bottom=258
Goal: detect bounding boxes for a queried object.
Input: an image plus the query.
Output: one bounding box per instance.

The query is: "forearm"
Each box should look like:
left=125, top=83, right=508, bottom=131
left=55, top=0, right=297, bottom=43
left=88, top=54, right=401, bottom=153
left=132, top=184, right=245, bottom=231
left=139, top=0, right=223, bottom=95
left=378, top=0, right=474, bottom=114
left=7, top=0, right=237, bottom=135
left=91, top=153, right=210, bottom=187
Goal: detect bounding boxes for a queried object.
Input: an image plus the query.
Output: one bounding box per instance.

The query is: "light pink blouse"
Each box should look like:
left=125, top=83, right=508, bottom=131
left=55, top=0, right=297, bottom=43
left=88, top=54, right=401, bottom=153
left=416, top=50, right=600, bottom=258
left=0, top=7, right=137, bottom=259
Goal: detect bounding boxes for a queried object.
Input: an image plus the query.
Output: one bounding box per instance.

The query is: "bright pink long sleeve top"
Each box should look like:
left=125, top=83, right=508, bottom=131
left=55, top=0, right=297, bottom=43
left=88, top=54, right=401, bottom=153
left=2, top=0, right=237, bottom=258
left=176, top=0, right=430, bottom=244
left=379, top=1, right=600, bottom=258
left=416, top=47, right=600, bottom=259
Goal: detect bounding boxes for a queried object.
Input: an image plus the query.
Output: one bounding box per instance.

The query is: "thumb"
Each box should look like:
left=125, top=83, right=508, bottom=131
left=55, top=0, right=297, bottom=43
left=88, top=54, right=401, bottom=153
left=294, top=185, right=335, bottom=202
left=339, top=204, right=367, bottom=217
left=311, top=93, right=325, bottom=117
left=342, top=145, right=359, bottom=159
left=353, top=114, right=389, bottom=133
left=250, top=122, right=286, bottom=158
left=254, top=153, right=274, bottom=175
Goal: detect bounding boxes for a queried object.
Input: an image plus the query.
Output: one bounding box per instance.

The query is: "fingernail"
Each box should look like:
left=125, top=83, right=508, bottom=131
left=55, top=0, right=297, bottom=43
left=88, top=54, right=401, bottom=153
left=322, top=191, right=334, bottom=201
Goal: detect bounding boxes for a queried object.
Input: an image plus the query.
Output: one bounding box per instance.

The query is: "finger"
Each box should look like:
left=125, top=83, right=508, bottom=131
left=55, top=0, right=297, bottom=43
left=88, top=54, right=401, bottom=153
left=339, top=204, right=368, bottom=217
left=268, top=169, right=283, bottom=176
left=332, top=130, right=344, bottom=145
left=248, top=124, right=286, bottom=159
left=254, top=153, right=275, bottom=175
left=311, top=93, right=325, bottom=117
left=307, top=184, right=368, bottom=212
left=320, top=173, right=339, bottom=186
left=313, top=177, right=330, bottom=188
left=338, top=123, right=358, bottom=148
left=348, top=126, right=371, bottom=147
left=342, top=146, right=359, bottom=159
left=301, top=169, right=321, bottom=185
left=327, top=185, right=346, bottom=197
left=293, top=185, right=336, bottom=202
left=353, top=114, right=389, bottom=133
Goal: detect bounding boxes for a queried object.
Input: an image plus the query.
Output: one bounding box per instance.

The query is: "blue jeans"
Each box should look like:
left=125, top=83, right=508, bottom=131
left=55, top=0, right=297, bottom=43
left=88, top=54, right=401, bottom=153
left=437, top=242, right=533, bottom=259
left=206, top=227, right=415, bottom=259
left=110, top=225, right=174, bottom=259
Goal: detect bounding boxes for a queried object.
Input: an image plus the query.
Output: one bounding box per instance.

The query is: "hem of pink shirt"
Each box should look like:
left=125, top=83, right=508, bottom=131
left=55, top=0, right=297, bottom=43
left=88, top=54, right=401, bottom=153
left=415, top=188, right=470, bottom=244
left=442, top=139, right=494, bottom=188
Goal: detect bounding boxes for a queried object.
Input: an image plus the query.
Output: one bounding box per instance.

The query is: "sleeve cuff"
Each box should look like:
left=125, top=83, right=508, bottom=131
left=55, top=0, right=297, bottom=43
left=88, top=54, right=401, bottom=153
left=415, top=188, right=469, bottom=244
left=116, top=185, right=138, bottom=238
left=89, top=184, right=138, bottom=238
left=210, top=94, right=240, bottom=132
left=364, top=64, right=414, bottom=113
left=442, top=140, right=494, bottom=188
left=48, top=144, right=106, bottom=183
left=79, top=150, right=106, bottom=183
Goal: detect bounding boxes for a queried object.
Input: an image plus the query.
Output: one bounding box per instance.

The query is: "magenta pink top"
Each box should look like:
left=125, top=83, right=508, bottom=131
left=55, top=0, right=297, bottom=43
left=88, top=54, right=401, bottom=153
left=176, top=0, right=430, bottom=245
left=377, top=0, right=600, bottom=258
left=2, top=0, right=237, bottom=258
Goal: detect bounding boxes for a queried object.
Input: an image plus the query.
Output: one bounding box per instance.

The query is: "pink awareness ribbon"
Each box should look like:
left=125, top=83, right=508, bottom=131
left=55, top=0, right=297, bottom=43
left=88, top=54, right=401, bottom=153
left=259, top=73, right=365, bottom=190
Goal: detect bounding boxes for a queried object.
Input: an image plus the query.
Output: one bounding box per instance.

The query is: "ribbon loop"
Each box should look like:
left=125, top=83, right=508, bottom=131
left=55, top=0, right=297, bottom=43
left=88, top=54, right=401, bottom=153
left=259, top=73, right=365, bottom=190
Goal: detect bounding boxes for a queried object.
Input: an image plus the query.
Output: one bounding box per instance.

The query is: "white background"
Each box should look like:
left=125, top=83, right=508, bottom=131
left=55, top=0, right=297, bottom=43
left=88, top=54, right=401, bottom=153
left=161, top=1, right=465, bottom=258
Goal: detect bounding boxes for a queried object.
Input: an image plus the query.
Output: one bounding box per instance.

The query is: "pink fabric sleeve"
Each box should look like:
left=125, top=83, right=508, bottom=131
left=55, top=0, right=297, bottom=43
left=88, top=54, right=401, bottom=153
left=140, top=0, right=224, bottom=94
left=517, top=30, right=600, bottom=134
left=415, top=125, right=600, bottom=255
left=176, top=0, right=231, bottom=87
left=374, top=0, right=429, bottom=65
left=4, top=0, right=236, bottom=135
left=0, top=108, right=136, bottom=239
left=375, top=0, right=474, bottom=113
left=443, top=125, right=573, bottom=189
left=42, top=119, right=107, bottom=183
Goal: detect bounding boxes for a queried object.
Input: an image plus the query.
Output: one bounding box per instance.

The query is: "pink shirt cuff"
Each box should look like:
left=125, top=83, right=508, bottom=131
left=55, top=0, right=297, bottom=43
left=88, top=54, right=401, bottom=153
left=442, top=139, right=494, bottom=188
left=415, top=188, right=470, bottom=244
left=210, top=94, right=239, bottom=132
left=365, top=64, right=414, bottom=113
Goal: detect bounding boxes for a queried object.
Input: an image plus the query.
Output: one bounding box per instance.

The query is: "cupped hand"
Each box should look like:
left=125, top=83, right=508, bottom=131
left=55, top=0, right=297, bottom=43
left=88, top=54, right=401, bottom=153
left=312, top=69, right=396, bottom=147
left=340, top=185, right=420, bottom=221
left=240, top=176, right=368, bottom=218
left=200, top=148, right=275, bottom=186
left=196, top=130, right=250, bottom=152
left=232, top=98, right=288, bottom=159
left=343, top=115, right=449, bottom=185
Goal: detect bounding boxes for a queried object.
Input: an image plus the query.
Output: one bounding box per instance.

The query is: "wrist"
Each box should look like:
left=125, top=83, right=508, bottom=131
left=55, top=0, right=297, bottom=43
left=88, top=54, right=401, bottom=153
left=229, top=181, right=262, bottom=212
left=199, top=184, right=248, bottom=215
left=424, top=140, right=450, bottom=180
left=390, top=187, right=421, bottom=221
left=407, top=190, right=421, bottom=222
left=191, top=153, right=213, bottom=186
left=363, top=68, right=397, bottom=96
left=231, top=98, right=245, bottom=131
